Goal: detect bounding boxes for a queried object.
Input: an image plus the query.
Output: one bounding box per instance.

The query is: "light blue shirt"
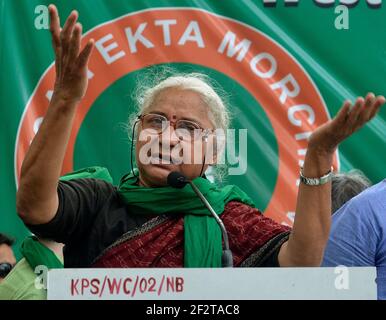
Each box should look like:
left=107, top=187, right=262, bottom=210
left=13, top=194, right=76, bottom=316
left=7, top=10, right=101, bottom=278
left=322, top=179, right=386, bottom=300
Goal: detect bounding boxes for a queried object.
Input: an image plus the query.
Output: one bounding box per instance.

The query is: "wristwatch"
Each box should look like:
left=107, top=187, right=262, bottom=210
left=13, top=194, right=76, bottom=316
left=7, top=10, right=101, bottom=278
left=299, top=167, right=334, bottom=186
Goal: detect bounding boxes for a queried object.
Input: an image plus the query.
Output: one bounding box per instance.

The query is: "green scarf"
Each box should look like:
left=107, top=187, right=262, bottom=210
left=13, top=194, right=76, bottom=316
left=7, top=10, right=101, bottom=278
left=118, top=169, right=255, bottom=267
left=20, top=236, right=63, bottom=270
left=58, top=166, right=255, bottom=267
left=60, top=166, right=113, bottom=183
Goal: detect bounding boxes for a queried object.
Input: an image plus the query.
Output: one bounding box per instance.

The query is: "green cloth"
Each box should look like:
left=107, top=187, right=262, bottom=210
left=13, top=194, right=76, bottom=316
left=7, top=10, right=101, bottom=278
left=0, top=167, right=107, bottom=300
left=61, top=166, right=255, bottom=267
left=60, top=166, right=113, bottom=183
left=118, top=169, right=255, bottom=267
left=20, top=236, right=63, bottom=270
left=0, top=258, right=46, bottom=300
left=0, top=238, right=63, bottom=300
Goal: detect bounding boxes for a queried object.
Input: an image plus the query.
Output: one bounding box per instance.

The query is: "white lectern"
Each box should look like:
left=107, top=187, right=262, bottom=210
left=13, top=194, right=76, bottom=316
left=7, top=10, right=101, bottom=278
left=47, top=267, right=377, bottom=300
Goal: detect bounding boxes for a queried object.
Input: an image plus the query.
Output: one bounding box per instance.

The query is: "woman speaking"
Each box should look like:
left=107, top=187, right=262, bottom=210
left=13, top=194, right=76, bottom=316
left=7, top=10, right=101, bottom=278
left=16, top=5, right=385, bottom=268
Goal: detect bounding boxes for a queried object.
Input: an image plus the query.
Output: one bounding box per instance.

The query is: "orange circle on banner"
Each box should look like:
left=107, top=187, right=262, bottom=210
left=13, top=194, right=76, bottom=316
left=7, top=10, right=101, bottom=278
left=15, top=8, right=338, bottom=225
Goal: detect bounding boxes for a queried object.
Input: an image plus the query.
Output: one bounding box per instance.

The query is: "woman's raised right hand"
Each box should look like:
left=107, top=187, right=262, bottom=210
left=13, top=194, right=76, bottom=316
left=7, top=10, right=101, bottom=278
left=49, top=4, right=94, bottom=102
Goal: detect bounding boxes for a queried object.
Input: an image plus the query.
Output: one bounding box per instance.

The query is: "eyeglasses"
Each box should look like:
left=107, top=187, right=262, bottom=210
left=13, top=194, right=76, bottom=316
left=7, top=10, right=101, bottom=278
left=137, top=113, right=211, bottom=141
left=0, top=262, right=13, bottom=278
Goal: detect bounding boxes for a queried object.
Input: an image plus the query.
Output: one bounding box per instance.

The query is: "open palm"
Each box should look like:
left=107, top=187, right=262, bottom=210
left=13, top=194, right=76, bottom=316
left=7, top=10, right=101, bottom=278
left=309, top=93, right=385, bottom=154
left=49, top=5, right=94, bottom=102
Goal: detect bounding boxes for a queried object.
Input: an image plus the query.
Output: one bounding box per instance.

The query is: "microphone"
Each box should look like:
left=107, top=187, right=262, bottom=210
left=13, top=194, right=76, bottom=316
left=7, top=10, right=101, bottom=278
left=167, top=171, right=233, bottom=268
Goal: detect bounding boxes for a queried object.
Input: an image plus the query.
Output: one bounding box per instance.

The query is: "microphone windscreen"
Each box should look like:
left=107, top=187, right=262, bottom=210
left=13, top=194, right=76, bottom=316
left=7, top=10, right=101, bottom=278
left=167, top=171, right=188, bottom=189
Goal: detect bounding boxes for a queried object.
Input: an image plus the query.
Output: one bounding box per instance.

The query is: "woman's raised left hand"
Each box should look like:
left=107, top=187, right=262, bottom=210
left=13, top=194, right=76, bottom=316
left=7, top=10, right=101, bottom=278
left=308, top=93, right=385, bottom=155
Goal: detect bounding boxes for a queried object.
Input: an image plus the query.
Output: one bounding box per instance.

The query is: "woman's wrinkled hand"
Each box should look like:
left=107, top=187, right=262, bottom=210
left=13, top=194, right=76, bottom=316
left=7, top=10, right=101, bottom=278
left=49, top=4, right=94, bottom=103
left=308, top=93, right=385, bottom=155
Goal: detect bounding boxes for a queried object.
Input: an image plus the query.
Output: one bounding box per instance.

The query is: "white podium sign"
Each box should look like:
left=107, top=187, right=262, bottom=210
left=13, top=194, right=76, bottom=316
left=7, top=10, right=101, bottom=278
left=47, top=267, right=377, bottom=300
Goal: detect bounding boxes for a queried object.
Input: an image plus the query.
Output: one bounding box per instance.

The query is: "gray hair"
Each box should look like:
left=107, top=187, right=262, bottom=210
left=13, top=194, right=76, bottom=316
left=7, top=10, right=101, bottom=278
left=331, top=170, right=372, bottom=214
left=140, top=73, right=230, bottom=131
left=128, top=70, right=232, bottom=183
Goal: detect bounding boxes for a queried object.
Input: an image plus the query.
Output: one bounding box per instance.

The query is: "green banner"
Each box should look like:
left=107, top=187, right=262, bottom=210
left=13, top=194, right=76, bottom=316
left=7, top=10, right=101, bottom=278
left=1, top=0, right=385, bottom=258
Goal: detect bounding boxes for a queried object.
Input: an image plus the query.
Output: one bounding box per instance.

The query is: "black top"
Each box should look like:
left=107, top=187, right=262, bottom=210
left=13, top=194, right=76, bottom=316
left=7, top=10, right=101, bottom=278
left=27, top=178, right=153, bottom=268
left=26, top=178, right=284, bottom=268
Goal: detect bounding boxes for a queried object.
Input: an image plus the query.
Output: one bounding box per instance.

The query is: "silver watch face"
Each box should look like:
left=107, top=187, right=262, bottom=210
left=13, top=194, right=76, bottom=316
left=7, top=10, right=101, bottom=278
left=300, top=171, right=332, bottom=186
left=302, top=176, right=319, bottom=186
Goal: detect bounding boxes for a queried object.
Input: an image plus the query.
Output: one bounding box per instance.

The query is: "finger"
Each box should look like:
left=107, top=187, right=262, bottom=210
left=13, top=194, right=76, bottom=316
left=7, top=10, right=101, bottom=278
left=68, top=23, right=82, bottom=61
left=77, top=39, right=94, bottom=68
left=347, top=97, right=364, bottom=125
left=49, top=5, right=62, bottom=78
left=360, top=92, right=376, bottom=121
left=368, top=96, right=386, bottom=120
left=48, top=5, right=61, bottom=49
left=364, top=92, right=376, bottom=108
left=334, top=100, right=351, bottom=124
left=62, top=10, right=78, bottom=37
left=60, top=10, right=78, bottom=58
left=374, top=95, right=386, bottom=108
